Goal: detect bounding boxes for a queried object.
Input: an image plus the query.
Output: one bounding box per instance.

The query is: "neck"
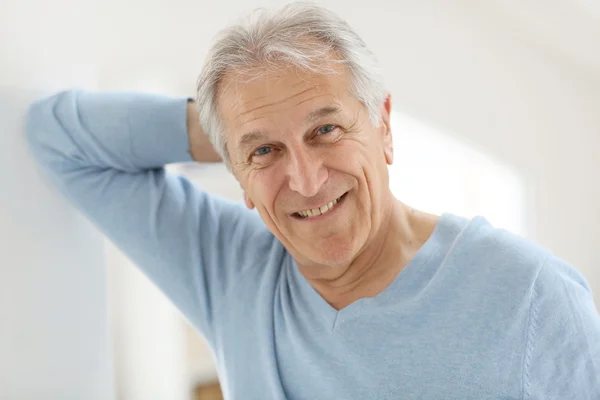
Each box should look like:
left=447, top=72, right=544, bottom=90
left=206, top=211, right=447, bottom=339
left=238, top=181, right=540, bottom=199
left=301, top=198, right=438, bottom=310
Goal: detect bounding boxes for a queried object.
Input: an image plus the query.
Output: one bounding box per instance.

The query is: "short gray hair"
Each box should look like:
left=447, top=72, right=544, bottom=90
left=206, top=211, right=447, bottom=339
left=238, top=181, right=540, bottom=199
left=195, top=2, right=388, bottom=165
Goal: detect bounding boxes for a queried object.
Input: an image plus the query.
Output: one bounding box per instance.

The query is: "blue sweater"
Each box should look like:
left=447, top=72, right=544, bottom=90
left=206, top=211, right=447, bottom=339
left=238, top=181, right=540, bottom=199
left=25, top=89, right=600, bottom=399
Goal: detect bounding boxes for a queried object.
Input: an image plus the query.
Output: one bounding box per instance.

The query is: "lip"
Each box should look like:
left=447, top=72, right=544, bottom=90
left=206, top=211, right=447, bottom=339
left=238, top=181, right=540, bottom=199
left=292, top=191, right=349, bottom=221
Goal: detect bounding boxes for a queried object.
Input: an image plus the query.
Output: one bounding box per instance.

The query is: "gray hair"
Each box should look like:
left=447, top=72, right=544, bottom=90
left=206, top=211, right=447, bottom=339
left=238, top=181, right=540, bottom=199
left=195, top=2, right=388, bottom=165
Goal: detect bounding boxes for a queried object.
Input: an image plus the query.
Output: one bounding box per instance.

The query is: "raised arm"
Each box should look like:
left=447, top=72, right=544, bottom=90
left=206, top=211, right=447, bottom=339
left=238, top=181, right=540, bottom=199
left=25, top=89, right=266, bottom=341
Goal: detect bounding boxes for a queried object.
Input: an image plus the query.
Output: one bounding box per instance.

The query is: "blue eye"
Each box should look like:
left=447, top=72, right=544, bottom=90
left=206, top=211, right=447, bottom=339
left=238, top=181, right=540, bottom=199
left=254, top=146, right=272, bottom=156
left=317, top=125, right=336, bottom=135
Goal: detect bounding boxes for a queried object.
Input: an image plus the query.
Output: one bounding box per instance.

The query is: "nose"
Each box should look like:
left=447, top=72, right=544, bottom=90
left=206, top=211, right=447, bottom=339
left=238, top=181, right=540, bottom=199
left=286, top=147, right=328, bottom=198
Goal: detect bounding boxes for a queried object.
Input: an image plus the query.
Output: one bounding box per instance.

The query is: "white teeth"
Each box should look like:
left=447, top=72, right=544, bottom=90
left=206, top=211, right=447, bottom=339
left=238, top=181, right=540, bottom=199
left=297, top=195, right=343, bottom=218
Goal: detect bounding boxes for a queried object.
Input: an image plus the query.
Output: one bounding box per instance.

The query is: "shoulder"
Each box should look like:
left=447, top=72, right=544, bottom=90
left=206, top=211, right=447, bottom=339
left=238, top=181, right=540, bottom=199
left=444, top=214, right=550, bottom=287
left=448, top=213, right=596, bottom=318
left=530, top=253, right=596, bottom=322
left=461, top=216, right=592, bottom=294
left=440, top=214, right=600, bottom=397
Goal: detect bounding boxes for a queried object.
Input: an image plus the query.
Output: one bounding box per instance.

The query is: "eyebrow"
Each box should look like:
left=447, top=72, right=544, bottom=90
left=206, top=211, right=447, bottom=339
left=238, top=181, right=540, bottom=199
left=237, top=131, right=267, bottom=150
left=304, top=105, right=342, bottom=123
left=236, top=105, right=343, bottom=150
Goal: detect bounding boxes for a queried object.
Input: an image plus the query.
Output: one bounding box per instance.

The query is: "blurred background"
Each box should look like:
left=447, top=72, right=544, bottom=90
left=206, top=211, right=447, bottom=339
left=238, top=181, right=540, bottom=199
left=1, top=0, right=599, bottom=399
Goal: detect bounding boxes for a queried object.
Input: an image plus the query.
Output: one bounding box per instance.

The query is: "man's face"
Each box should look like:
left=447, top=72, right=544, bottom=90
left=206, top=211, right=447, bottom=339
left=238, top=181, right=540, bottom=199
left=219, top=63, right=393, bottom=268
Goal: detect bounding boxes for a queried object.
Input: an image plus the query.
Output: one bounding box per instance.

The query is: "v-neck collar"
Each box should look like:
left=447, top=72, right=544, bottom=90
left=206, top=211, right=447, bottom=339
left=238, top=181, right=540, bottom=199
left=285, top=212, right=470, bottom=331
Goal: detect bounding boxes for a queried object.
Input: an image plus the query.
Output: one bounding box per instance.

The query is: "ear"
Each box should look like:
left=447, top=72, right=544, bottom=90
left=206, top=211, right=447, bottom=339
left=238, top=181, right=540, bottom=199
left=380, top=94, right=393, bottom=165
left=243, top=192, right=255, bottom=209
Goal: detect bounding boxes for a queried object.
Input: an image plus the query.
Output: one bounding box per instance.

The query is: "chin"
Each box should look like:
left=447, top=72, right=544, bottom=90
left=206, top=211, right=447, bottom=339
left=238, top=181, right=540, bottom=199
left=303, top=238, right=361, bottom=268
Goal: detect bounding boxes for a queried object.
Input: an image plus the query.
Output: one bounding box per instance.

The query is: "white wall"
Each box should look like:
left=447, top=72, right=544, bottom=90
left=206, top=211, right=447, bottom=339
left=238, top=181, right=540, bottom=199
left=0, top=0, right=114, bottom=399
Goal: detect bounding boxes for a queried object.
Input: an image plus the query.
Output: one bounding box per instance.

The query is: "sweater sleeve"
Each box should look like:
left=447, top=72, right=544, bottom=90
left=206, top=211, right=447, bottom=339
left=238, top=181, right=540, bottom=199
left=24, top=88, right=266, bottom=342
left=523, top=254, right=600, bottom=399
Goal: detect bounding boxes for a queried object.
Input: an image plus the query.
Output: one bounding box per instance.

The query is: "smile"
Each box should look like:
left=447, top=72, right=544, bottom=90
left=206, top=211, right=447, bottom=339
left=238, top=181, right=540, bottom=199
left=295, top=192, right=347, bottom=219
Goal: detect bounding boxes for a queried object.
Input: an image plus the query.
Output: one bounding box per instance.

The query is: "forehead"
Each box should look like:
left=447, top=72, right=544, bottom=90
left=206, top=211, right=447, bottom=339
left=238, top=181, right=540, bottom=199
left=217, top=63, right=356, bottom=134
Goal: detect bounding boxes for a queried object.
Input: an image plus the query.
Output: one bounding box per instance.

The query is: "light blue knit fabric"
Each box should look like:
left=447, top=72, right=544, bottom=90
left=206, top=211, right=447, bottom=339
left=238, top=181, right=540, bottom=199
left=25, top=89, right=600, bottom=399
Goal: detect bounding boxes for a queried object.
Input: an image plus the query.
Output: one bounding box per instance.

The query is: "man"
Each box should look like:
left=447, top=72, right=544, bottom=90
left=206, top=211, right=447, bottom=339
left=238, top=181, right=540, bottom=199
left=25, top=3, right=599, bottom=399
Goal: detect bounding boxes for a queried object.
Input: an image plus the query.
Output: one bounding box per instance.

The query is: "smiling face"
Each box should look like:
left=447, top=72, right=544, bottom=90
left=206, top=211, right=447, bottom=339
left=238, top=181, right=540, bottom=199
left=219, top=62, right=393, bottom=270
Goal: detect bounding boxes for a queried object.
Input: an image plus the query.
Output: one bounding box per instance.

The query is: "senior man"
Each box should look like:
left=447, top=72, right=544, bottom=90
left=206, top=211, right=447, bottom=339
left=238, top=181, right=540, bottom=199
left=25, top=3, right=599, bottom=399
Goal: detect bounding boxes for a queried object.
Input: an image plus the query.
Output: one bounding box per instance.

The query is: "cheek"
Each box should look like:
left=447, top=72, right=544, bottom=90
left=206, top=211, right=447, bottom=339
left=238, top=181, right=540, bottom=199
left=341, top=141, right=386, bottom=200
left=332, top=140, right=373, bottom=174
left=248, top=170, right=283, bottom=214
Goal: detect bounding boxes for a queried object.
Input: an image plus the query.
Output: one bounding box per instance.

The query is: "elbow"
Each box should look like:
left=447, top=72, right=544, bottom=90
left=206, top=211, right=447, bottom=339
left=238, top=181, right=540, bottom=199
left=24, top=89, right=77, bottom=161
left=24, top=96, right=49, bottom=153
